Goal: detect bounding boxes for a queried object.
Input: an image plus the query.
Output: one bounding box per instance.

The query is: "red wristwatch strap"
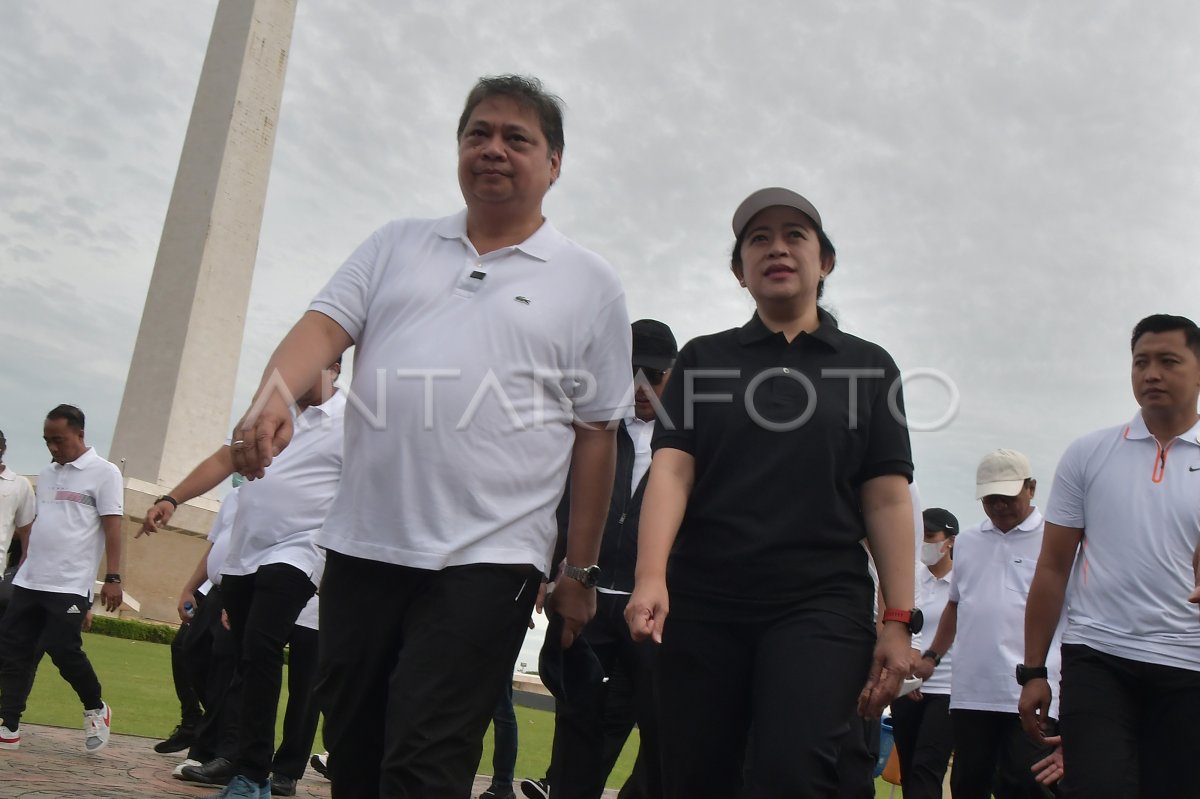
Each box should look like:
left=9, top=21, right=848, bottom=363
left=882, top=608, right=912, bottom=625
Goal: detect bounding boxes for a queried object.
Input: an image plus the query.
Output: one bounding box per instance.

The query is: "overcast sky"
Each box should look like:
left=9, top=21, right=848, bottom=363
left=2, top=0, right=1199, bottom=534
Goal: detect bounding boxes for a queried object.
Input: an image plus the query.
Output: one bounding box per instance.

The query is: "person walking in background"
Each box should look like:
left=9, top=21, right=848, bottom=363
left=923, top=449, right=1061, bottom=798
left=0, top=405, right=122, bottom=754
left=0, top=428, right=36, bottom=620
left=901, top=507, right=960, bottom=797
left=1020, top=314, right=1200, bottom=797
left=626, top=188, right=917, bottom=798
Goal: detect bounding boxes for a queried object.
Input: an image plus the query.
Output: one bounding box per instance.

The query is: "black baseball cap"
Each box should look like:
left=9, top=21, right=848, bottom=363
left=632, top=319, right=677, bottom=370
left=922, top=508, right=959, bottom=536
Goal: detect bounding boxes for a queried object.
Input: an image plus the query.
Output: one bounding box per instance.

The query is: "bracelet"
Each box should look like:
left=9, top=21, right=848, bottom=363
left=155, top=495, right=179, bottom=508
left=104, top=574, right=122, bottom=584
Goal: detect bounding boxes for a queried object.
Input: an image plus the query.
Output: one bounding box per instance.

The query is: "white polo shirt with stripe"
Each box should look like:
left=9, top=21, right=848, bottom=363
left=948, top=507, right=1064, bottom=715
left=309, top=211, right=632, bottom=575
left=0, top=465, right=35, bottom=563
left=917, top=565, right=954, bottom=695
left=15, top=447, right=123, bottom=597
left=221, top=391, right=345, bottom=587
left=1045, top=412, right=1200, bottom=671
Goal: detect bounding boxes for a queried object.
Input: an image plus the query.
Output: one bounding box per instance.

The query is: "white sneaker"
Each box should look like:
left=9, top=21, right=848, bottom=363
left=173, top=758, right=202, bottom=777
left=83, top=702, right=112, bottom=753
left=0, top=724, right=19, bottom=750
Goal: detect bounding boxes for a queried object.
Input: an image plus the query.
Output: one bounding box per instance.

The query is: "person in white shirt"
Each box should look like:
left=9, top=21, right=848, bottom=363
left=923, top=449, right=1061, bottom=799
left=228, top=75, right=632, bottom=799
left=140, top=363, right=343, bottom=798
left=901, top=507, right=960, bottom=798
left=1020, top=313, right=1200, bottom=798
left=0, top=405, right=123, bottom=754
left=0, top=428, right=36, bottom=616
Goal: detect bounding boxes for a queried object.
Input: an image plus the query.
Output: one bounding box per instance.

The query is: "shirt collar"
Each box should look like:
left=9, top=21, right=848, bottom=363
left=434, top=208, right=560, bottom=262
left=298, top=387, right=345, bottom=420
left=735, top=307, right=843, bottom=351
left=0, top=465, right=14, bottom=481
left=980, top=505, right=1043, bottom=534
left=1124, top=411, right=1200, bottom=449
left=59, top=447, right=99, bottom=470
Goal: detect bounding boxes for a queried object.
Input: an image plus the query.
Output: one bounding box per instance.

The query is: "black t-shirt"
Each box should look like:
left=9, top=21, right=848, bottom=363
left=652, top=310, right=913, bottom=623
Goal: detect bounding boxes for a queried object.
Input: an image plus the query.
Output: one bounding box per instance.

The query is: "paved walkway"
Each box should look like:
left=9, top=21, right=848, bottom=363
left=0, top=723, right=612, bottom=799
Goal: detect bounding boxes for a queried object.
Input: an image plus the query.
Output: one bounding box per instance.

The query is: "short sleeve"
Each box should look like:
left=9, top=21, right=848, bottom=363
left=96, top=464, right=124, bottom=517
left=1045, top=438, right=1087, bottom=529
left=948, top=554, right=961, bottom=603
left=309, top=224, right=389, bottom=343
left=651, top=339, right=697, bottom=454
left=856, top=351, right=914, bottom=484
left=15, top=478, right=35, bottom=527
left=572, top=293, right=633, bottom=424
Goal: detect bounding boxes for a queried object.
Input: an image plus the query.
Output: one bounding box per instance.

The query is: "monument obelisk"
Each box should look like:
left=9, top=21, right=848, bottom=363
left=108, top=0, right=298, bottom=620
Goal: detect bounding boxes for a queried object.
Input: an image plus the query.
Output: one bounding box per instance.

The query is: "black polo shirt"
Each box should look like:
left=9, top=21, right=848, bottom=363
left=652, top=310, right=913, bottom=624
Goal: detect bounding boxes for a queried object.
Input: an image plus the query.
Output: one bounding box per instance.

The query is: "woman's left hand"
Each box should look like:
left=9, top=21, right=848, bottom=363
left=857, top=621, right=910, bottom=717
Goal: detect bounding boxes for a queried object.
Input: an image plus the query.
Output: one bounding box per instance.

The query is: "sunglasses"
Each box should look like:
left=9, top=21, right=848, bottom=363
left=634, top=367, right=667, bottom=385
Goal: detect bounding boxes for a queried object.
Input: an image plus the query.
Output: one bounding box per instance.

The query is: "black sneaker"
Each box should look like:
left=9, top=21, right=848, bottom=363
left=519, top=778, right=549, bottom=799
left=309, top=752, right=329, bottom=779
left=270, top=774, right=297, bottom=796
left=179, top=757, right=236, bottom=786
left=480, top=785, right=516, bottom=799
left=153, top=723, right=197, bottom=754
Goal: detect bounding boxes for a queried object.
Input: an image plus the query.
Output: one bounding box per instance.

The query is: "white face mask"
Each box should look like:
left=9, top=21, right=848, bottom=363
left=920, top=541, right=947, bottom=566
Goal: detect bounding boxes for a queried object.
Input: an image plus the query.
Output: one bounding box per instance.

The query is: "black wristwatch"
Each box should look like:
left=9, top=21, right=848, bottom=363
left=1015, top=664, right=1048, bottom=685
left=882, top=607, right=924, bottom=635
left=921, top=648, right=942, bottom=667
left=155, top=494, right=179, bottom=509
left=560, top=564, right=601, bottom=588
left=104, top=573, right=122, bottom=585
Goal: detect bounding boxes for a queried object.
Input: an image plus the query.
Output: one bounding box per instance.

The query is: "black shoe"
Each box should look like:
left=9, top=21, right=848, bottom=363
left=153, top=723, right=196, bottom=754
left=309, top=752, right=329, bottom=779
left=519, top=778, right=549, bottom=799
left=179, top=757, right=236, bottom=786
left=270, top=775, right=297, bottom=796
left=480, top=785, right=515, bottom=799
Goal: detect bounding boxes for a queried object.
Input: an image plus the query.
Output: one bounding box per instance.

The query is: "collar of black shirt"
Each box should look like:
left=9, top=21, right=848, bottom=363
left=735, top=308, right=843, bottom=351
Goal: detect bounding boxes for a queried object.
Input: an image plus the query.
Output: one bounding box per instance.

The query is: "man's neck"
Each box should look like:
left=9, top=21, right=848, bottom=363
left=1141, top=407, right=1200, bottom=448
left=466, top=207, right=545, bottom=255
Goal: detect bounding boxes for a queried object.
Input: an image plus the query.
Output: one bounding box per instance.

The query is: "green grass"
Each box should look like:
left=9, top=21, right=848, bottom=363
left=23, top=633, right=896, bottom=792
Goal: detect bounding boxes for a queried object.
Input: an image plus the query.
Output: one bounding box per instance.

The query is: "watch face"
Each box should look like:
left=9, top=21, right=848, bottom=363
left=909, top=608, right=924, bottom=635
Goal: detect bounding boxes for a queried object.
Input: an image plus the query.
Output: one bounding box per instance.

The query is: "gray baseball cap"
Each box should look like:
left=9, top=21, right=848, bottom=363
left=732, top=187, right=823, bottom=237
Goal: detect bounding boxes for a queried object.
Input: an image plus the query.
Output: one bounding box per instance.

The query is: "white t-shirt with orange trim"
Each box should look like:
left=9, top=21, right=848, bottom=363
left=1045, top=413, right=1200, bottom=671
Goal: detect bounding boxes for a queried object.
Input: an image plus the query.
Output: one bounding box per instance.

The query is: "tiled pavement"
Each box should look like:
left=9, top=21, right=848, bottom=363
left=0, top=724, right=617, bottom=799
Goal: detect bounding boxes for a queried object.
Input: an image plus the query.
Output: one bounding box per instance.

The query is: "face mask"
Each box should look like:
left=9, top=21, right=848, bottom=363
left=919, top=541, right=946, bottom=566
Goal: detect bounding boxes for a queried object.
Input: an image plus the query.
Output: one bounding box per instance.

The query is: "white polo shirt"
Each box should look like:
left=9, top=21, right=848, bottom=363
left=1045, top=413, right=1200, bottom=671
left=201, top=487, right=240, bottom=592
left=221, top=391, right=345, bottom=586
left=309, top=211, right=632, bottom=574
left=948, top=507, right=1063, bottom=716
left=15, top=448, right=123, bottom=597
left=917, top=566, right=953, bottom=695
left=0, top=465, right=36, bottom=562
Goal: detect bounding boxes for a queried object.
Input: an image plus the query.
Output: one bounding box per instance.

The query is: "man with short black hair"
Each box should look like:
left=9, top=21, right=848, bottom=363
left=0, top=405, right=123, bottom=754
left=1020, top=313, right=1200, bottom=797
left=228, top=75, right=631, bottom=798
left=922, top=449, right=1061, bottom=798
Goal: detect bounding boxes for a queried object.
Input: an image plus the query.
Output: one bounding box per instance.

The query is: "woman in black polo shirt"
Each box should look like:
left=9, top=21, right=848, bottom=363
left=626, top=188, right=916, bottom=798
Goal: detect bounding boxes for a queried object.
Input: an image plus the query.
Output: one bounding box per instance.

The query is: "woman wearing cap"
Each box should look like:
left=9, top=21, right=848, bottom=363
left=626, top=188, right=916, bottom=797
left=894, top=508, right=959, bottom=799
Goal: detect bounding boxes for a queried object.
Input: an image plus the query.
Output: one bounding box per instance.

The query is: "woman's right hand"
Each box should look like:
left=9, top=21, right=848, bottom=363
left=625, top=578, right=669, bottom=644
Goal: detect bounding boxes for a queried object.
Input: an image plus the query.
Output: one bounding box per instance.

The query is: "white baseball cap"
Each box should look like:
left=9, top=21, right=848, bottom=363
left=975, top=449, right=1032, bottom=499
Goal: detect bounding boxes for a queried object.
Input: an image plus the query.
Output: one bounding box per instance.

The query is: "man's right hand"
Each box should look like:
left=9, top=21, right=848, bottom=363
left=139, top=500, right=175, bottom=537
left=912, top=655, right=936, bottom=681
left=230, top=395, right=293, bottom=479
left=548, top=576, right=596, bottom=648
left=1018, top=678, right=1054, bottom=742
left=177, top=591, right=196, bottom=623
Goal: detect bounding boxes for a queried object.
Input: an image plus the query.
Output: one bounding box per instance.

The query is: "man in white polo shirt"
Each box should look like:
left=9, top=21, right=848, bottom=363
left=0, top=405, right=123, bottom=754
left=1020, top=313, right=1200, bottom=798
left=141, top=362, right=344, bottom=799
left=228, top=75, right=631, bottom=799
left=0, top=428, right=36, bottom=613
left=922, top=448, right=1061, bottom=798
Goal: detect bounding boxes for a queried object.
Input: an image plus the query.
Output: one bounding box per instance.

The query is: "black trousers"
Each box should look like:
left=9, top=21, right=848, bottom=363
left=891, top=692, right=953, bottom=799
left=1058, top=643, right=1200, bottom=799
left=0, top=586, right=102, bottom=728
left=315, top=551, right=540, bottom=799
left=221, top=563, right=316, bottom=782
left=169, top=616, right=204, bottom=729
left=655, top=608, right=874, bottom=799
left=185, top=585, right=242, bottom=763
left=547, top=591, right=662, bottom=799
left=950, top=709, right=1055, bottom=799
left=836, top=712, right=880, bottom=799
left=272, top=623, right=321, bottom=780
